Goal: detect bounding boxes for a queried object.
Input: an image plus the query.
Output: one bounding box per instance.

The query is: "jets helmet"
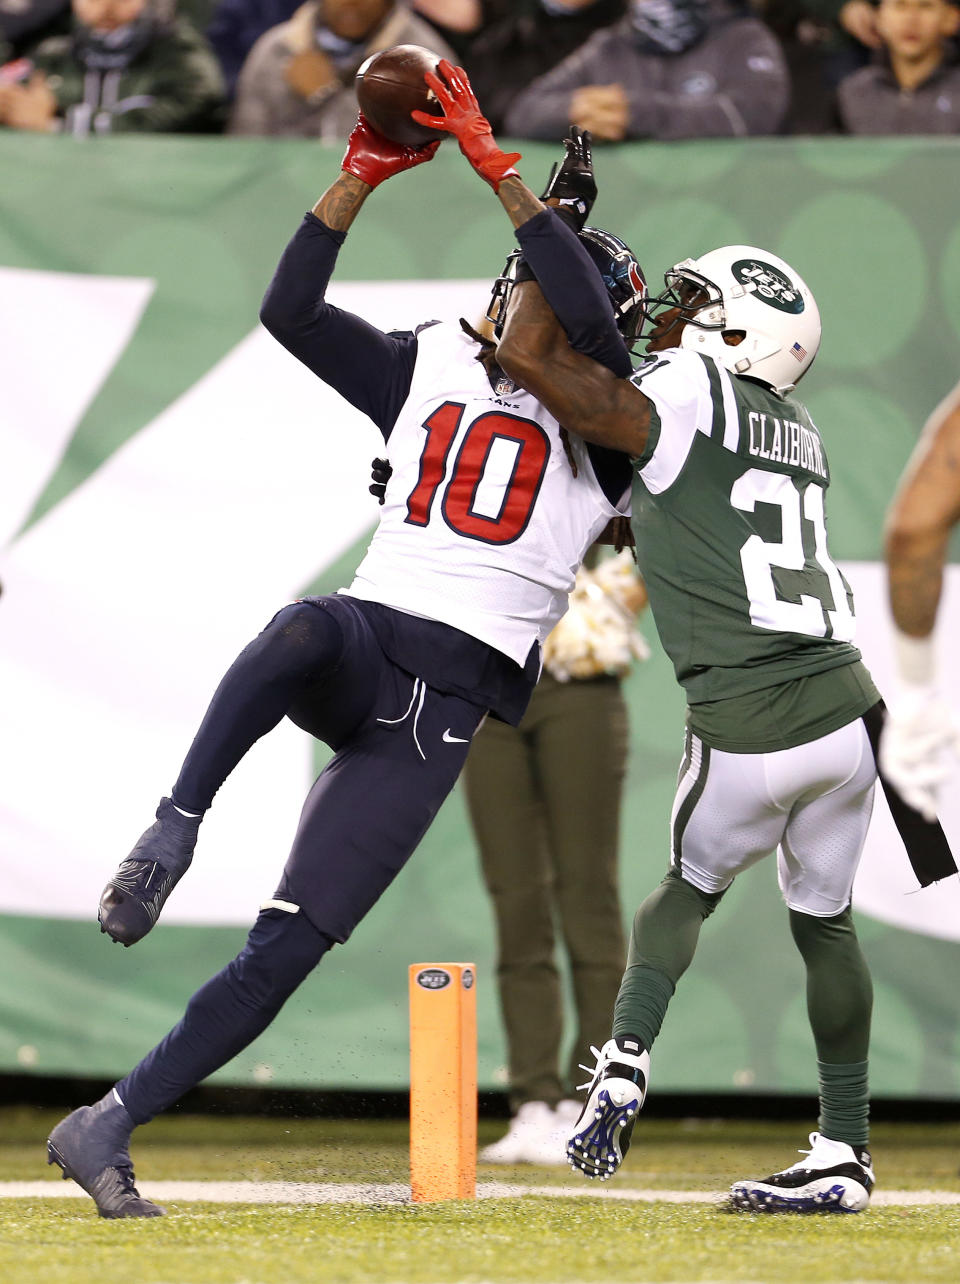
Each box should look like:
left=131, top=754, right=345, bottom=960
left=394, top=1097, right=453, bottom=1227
left=487, top=226, right=647, bottom=352
left=651, top=245, right=821, bottom=394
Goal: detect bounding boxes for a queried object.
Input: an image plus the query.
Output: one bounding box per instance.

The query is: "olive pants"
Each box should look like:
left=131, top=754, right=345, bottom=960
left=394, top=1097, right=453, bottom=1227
left=463, top=672, right=629, bottom=1110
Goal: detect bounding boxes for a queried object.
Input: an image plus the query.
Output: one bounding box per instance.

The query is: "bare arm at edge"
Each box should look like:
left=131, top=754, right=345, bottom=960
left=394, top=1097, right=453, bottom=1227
left=885, top=382, right=960, bottom=637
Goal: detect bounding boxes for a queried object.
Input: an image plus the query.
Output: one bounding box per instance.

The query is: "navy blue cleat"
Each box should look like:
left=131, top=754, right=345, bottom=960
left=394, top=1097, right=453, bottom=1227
left=46, top=1093, right=164, bottom=1219
left=566, top=1037, right=650, bottom=1180
left=730, top=1132, right=875, bottom=1213
left=99, top=796, right=202, bottom=946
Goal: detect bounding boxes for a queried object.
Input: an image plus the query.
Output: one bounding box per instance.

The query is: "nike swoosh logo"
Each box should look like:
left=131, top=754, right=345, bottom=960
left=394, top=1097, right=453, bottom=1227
left=442, top=729, right=471, bottom=744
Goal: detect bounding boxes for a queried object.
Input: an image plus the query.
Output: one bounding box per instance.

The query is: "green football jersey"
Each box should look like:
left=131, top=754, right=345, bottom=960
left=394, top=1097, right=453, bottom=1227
left=629, top=348, right=871, bottom=725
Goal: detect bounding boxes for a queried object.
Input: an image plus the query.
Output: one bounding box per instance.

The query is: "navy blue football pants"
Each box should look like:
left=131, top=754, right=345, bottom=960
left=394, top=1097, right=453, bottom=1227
left=117, top=596, right=487, bottom=1123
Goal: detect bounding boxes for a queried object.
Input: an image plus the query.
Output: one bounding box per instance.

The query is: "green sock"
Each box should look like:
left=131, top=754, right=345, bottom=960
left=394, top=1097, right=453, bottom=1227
left=818, top=1061, right=870, bottom=1148
left=789, top=906, right=872, bottom=1149
left=612, top=964, right=674, bottom=1050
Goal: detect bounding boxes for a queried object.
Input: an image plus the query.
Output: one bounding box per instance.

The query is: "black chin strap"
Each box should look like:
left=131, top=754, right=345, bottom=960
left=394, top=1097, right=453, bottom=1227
left=862, top=700, right=958, bottom=888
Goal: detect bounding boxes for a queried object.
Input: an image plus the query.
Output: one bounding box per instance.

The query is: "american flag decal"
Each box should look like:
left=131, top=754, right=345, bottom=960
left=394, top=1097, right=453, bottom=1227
left=791, top=341, right=807, bottom=362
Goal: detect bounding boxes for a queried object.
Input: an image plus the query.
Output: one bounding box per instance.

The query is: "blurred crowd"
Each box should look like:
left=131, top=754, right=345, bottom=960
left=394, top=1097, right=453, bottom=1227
left=1, top=0, right=958, bottom=139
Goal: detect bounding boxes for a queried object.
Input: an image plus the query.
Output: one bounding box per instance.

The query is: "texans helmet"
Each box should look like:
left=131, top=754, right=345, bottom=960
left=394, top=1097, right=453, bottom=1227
left=487, top=227, right=647, bottom=352
left=648, top=245, right=821, bottom=394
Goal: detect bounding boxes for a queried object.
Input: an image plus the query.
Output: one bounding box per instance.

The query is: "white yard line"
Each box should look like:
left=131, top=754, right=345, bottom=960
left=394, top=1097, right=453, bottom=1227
left=2, top=1181, right=959, bottom=1207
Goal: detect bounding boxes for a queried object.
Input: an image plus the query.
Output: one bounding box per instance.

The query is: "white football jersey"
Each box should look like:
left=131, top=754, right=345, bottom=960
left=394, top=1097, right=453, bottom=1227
left=343, top=322, right=628, bottom=666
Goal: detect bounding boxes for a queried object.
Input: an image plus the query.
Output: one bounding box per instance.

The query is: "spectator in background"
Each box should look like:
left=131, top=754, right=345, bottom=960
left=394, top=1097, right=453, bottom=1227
left=463, top=0, right=626, bottom=134
left=472, top=549, right=648, bottom=1165
left=208, top=1, right=476, bottom=99
left=0, top=0, right=224, bottom=133
left=502, top=0, right=789, bottom=142
left=228, top=0, right=455, bottom=137
left=838, top=0, right=960, bottom=132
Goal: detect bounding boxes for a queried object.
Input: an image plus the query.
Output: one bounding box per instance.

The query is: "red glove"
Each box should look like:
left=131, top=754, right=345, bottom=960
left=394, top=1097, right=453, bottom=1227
left=412, top=59, right=521, bottom=192
left=341, top=113, right=440, bottom=189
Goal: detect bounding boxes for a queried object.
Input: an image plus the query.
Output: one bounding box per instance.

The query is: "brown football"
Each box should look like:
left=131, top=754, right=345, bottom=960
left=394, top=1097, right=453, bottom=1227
left=356, top=45, right=444, bottom=148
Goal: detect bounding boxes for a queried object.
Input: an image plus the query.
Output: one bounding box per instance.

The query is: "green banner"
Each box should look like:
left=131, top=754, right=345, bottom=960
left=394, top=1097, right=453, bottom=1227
left=2, top=134, right=959, bottom=1099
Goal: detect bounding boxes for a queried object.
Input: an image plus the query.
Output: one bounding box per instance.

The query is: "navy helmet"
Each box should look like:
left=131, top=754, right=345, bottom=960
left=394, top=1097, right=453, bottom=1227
left=487, top=226, right=647, bottom=353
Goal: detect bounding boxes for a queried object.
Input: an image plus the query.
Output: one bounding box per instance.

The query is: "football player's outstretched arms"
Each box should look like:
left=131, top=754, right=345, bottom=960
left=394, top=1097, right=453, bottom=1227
left=497, top=279, right=651, bottom=460
left=312, top=113, right=440, bottom=231
left=881, top=380, right=960, bottom=819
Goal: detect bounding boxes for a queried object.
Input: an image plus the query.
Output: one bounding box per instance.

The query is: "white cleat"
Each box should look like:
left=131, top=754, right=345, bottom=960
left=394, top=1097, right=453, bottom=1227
left=566, top=1037, right=650, bottom=1180
left=479, top=1101, right=557, bottom=1164
left=729, top=1132, right=875, bottom=1214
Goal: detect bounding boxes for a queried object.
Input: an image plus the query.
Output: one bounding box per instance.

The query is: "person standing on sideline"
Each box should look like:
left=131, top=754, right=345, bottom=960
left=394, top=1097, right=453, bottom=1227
left=473, top=549, right=649, bottom=1165
left=837, top=0, right=960, bottom=135
left=44, top=104, right=647, bottom=1217
left=882, top=380, right=960, bottom=819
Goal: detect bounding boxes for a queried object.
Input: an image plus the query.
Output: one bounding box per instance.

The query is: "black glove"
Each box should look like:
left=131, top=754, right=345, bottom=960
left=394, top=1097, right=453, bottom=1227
left=540, top=126, right=596, bottom=232
left=369, top=456, right=392, bottom=504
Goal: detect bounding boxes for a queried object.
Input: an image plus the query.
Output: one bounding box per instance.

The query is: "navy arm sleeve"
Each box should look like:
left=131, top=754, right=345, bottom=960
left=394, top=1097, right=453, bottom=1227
left=514, top=208, right=633, bottom=507
left=514, top=208, right=634, bottom=380
left=259, top=212, right=417, bottom=438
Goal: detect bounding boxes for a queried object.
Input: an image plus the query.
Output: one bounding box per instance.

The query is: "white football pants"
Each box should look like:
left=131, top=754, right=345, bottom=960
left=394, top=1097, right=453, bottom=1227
left=671, top=716, right=877, bottom=917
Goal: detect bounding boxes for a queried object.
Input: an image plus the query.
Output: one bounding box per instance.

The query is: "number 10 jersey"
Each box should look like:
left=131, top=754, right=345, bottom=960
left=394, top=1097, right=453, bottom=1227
left=344, top=322, right=627, bottom=667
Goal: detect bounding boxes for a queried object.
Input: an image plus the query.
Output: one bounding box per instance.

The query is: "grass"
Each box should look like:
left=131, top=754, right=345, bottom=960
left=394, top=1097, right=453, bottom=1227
left=1, top=1111, right=959, bottom=1283
left=3, top=1200, right=960, bottom=1284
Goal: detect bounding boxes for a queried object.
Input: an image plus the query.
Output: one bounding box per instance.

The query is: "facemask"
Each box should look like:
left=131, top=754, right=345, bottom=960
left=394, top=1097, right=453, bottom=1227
left=73, top=15, right=156, bottom=71
left=629, top=0, right=708, bottom=55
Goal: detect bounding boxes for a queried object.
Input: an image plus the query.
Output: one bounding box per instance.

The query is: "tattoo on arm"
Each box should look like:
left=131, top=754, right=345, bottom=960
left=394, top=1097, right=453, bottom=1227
left=497, top=176, right=546, bottom=230
left=312, top=173, right=371, bottom=232
left=498, top=281, right=649, bottom=457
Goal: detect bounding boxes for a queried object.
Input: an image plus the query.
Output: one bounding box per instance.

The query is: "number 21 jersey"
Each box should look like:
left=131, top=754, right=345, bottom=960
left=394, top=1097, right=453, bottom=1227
left=630, top=348, right=869, bottom=708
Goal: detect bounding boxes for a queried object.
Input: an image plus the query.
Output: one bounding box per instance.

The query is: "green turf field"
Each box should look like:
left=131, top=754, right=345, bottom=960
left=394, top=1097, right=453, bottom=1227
left=1, top=1110, right=958, bottom=1283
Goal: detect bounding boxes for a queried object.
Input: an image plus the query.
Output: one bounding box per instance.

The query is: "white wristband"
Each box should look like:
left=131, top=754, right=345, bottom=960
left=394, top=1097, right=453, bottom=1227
left=892, top=627, right=936, bottom=688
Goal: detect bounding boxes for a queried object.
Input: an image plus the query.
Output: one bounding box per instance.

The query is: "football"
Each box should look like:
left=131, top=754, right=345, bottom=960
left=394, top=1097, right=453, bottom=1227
left=356, top=45, right=444, bottom=148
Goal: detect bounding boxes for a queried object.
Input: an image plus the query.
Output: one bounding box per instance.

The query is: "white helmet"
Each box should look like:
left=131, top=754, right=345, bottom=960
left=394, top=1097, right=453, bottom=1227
left=652, top=245, right=821, bottom=395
